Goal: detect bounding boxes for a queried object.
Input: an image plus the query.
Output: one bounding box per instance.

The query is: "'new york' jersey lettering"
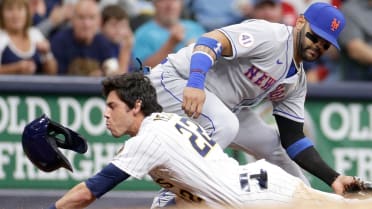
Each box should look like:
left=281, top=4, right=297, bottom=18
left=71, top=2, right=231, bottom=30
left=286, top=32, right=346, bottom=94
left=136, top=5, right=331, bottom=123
left=244, top=66, right=277, bottom=90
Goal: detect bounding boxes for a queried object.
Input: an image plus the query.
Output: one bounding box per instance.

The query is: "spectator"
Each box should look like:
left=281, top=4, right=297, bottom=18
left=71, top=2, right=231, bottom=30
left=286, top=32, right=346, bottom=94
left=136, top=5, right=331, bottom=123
left=133, top=0, right=205, bottom=68
left=338, top=0, right=372, bottom=81
left=282, top=0, right=342, bottom=14
left=239, top=0, right=298, bottom=25
left=98, top=0, right=154, bottom=19
left=101, top=4, right=134, bottom=74
left=183, top=0, right=245, bottom=31
left=29, top=0, right=48, bottom=25
left=252, top=0, right=283, bottom=23
left=30, top=0, right=68, bottom=25
left=31, top=0, right=74, bottom=39
left=0, top=0, right=57, bottom=75
left=50, top=0, right=119, bottom=76
left=98, top=0, right=155, bottom=30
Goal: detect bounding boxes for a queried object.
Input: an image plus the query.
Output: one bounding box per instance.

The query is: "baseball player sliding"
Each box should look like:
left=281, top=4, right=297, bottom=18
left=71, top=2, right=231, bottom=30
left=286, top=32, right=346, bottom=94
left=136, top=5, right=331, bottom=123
left=22, top=73, right=372, bottom=209
left=147, top=2, right=354, bottom=205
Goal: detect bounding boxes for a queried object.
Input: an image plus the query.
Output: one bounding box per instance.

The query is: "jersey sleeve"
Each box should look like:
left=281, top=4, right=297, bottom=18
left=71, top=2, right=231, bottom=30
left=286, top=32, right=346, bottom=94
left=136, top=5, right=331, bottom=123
left=110, top=133, right=166, bottom=179
left=217, top=20, right=291, bottom=63
left=272, top=71, right=307, bottom=123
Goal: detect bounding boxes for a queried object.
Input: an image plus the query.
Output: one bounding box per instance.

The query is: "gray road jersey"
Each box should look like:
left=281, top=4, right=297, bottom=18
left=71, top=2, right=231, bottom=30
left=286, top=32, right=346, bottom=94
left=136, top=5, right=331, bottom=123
left=166, top=19, right=306, bottom=122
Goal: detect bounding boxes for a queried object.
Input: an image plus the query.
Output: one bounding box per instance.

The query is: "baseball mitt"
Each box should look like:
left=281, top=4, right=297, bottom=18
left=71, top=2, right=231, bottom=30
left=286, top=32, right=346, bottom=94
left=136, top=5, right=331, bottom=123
left=344, top=177, right=372, bottom=198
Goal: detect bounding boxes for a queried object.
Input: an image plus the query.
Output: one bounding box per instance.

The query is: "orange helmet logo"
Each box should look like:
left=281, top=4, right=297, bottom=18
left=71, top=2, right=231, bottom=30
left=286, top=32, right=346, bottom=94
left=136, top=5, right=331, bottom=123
left=331, top=18, right=340, bottom=31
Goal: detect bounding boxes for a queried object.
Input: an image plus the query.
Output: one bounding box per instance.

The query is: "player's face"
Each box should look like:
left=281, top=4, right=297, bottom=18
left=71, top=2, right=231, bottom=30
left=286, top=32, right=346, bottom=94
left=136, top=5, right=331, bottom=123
left=104, top=91, right=135, bottom=137
left=299, top=23, right=331, bottom=62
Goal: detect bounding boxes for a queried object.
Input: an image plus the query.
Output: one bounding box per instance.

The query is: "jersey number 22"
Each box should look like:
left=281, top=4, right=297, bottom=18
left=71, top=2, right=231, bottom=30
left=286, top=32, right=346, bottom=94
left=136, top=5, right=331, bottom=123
left=175, top=117, right=216, bottom=157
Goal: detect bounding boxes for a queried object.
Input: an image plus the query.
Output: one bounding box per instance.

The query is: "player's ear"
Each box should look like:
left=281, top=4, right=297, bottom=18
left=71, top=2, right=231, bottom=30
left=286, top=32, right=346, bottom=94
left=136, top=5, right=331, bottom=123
left=295, top=15, right=306, bottom=30
left=133, top=99, right=142, bottom=114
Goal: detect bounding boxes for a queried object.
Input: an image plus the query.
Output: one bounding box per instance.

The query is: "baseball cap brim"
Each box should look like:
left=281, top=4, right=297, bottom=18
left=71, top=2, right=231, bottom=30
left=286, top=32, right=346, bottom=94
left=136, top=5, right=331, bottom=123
left=308, top=23, right=340, bottom=50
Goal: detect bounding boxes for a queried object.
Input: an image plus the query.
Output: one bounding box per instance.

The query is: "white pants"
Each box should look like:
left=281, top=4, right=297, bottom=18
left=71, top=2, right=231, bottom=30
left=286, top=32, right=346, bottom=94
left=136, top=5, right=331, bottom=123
left=237, top=160, right=343, bottom=206
left=151, top=160, right=354, bottom=209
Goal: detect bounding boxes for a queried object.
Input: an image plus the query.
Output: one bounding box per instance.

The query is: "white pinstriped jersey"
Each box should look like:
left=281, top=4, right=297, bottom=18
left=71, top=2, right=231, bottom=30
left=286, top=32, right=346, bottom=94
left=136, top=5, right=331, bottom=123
left=165, top=19, right=307, bottom=123
left=111, top=112, right=242, bottom=207
left=111, top=112, right=302, bottom=208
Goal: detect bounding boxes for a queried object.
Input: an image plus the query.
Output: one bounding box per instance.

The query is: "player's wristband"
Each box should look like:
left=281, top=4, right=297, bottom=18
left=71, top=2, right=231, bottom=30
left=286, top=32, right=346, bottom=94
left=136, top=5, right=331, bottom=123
left=195, top=37, right=222, bottom=58
left=47, top=203, right=57, bottom=209
left=286, top=137, right=313, bottom=159
left=187, top=52, right=213, bottom=89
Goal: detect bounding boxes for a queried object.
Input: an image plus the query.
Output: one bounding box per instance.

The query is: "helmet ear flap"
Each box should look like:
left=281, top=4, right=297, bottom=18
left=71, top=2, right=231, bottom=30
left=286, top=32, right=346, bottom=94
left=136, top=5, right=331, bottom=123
left=47, top=119, right=88, bottom=154
left=44, top=136, right=74, bottom=172
left=22, top=114, right=88, bottom=172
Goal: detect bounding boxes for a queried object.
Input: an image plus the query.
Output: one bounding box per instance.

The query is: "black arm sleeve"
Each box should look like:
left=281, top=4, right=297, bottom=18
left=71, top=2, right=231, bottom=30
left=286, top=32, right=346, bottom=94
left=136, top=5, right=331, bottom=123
left=275, top=115, right=340, bottom=186
left=274, top=114, right=305, bottom=148
left=294, top=147, right=340, bottom=185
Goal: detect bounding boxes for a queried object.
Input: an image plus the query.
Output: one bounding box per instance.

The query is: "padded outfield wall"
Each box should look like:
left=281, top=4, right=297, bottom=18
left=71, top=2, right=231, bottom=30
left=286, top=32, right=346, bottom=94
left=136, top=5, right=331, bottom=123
left=0, top=75, right=371, bottom=192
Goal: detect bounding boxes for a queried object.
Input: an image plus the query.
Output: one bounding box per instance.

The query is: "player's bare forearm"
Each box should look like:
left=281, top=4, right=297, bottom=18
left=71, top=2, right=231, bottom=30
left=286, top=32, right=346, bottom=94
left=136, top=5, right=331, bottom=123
left=55, top=182, right=96, bottom=209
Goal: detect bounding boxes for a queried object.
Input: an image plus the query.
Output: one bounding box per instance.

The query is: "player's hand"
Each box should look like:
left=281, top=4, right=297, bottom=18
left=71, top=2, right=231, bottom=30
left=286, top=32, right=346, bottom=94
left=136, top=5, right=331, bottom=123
left=331, top=175, right=355, bottom=195
left=342, top=176, right=372, bottom=198
left=182, top=87, right=206, bottom=119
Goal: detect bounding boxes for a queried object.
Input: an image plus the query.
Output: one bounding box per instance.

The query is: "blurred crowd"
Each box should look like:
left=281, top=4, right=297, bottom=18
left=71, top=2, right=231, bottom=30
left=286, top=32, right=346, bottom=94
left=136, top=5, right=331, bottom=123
left=0, top=0, right=370, bottom=82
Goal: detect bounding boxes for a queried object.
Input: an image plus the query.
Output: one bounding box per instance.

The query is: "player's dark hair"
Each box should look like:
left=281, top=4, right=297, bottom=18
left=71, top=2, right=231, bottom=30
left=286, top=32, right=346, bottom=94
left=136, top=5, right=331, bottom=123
left=102, top=73, right=163, bottom=116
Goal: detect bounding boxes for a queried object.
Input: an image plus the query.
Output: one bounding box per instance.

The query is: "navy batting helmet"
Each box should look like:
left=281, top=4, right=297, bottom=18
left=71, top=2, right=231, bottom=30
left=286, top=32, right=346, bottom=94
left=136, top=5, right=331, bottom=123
left=22, top=114, right=88, bottom=172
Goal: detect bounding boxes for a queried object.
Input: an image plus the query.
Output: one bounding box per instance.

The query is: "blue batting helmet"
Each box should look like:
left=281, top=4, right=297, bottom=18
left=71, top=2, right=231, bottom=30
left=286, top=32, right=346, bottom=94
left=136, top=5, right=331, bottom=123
left=22, top=114, right=88, bottom=172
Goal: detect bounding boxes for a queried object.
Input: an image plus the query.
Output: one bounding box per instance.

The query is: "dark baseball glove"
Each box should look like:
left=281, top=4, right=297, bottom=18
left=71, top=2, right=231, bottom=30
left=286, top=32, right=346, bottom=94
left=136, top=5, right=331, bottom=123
left=344, top=177, right=372, bottom=198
